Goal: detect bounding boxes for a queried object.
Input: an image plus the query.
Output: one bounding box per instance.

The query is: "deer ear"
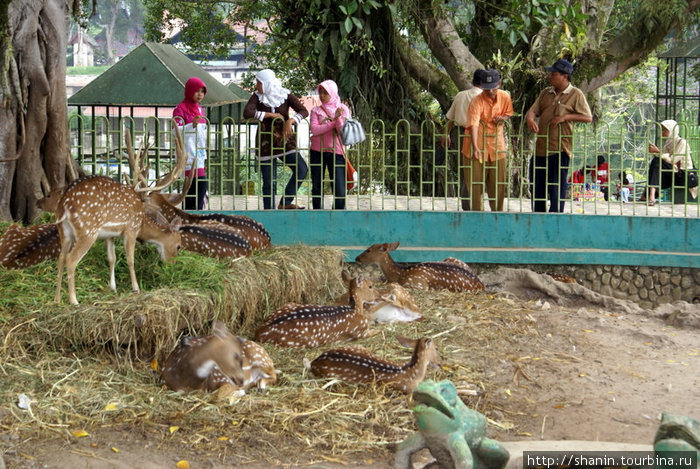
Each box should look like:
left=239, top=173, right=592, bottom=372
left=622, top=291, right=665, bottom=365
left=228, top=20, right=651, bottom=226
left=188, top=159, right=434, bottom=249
left=396, top=335, right=418, bottom=349
left=387, top=242, right=399, bottom=251
left=170, top=216, right=182, bottom=231
left=212, top=320, right=230, bottom=338
left=341, top=270, right=352, bottom=286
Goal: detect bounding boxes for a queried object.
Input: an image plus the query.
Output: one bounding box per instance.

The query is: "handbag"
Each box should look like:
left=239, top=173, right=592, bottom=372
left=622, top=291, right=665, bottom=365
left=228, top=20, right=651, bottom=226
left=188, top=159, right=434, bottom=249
left=339, top=118, right=366, bottom=147
left=319, top=106, right=360, bottom=190
left=346, top=157, right=358, bottom=191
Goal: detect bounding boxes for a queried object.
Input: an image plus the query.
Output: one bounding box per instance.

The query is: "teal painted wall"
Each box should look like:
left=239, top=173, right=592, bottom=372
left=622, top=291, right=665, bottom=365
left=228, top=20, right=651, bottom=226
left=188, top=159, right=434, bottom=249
left=208, top=211, right=700, bottom=268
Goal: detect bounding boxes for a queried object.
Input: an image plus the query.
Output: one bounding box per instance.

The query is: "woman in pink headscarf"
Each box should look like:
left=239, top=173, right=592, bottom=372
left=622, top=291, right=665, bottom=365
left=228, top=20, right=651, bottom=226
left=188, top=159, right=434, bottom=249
left=309, top=79, right=350, bottom=209
left=173, top=77, right=208, bottom=210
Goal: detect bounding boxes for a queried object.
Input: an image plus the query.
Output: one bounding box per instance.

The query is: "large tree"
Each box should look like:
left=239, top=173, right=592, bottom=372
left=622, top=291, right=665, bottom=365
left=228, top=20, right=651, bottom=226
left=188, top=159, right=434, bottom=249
left=144, top=0, right=700, bottom=123
left=0, top=0, right=89, bottom=223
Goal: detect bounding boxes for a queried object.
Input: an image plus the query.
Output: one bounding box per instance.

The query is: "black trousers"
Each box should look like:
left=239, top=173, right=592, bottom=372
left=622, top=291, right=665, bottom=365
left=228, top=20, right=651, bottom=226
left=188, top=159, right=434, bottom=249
left=529, top=152, right=569, bottom=213
left=647, top=157, right=675, bottom=190
left=310, top=150, right=346, bottom=209
left=184, top=176, right=208, bottom=210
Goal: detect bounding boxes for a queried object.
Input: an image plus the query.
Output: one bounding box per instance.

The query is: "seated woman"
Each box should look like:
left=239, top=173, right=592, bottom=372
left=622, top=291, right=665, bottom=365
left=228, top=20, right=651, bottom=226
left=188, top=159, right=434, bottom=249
left=647, top=119, right=697, bottom=206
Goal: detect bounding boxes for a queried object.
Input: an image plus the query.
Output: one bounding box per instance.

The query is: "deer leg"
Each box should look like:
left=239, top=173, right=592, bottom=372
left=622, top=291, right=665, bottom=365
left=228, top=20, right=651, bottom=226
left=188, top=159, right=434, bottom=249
left=55, top=244, right=68, bottom=303
left=105, top=238, right=117, bottom=291
left=65, top=236, right=97, bottom=305
left=123, top=233, right=140, bottom=293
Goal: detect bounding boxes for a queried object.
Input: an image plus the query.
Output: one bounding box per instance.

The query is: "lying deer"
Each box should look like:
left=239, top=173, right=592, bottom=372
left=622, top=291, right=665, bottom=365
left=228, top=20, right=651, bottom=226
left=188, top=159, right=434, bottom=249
left=179, top=223, right=252, bottom=259
left=161, top=320, right=246, bottom=392
left=54, top=175, right=183, bottom=304
left=0, top=223, right=61, bottom=269
left=254, top=275, right=377, bottom=349
left=237, top=336, right=277, bottom=391
left=309, top=336, right=440, bottom=394
left=355, top=242, right=484, bottom=292
left=334, top=272, right=423, bottom=323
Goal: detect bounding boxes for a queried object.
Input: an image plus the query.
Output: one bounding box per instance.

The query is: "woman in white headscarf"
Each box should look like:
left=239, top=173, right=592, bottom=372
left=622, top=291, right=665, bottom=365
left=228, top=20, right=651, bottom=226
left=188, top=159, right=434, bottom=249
left=243, top=69, right=309, bottom=209
left=647, top=119, right=697, bottom=206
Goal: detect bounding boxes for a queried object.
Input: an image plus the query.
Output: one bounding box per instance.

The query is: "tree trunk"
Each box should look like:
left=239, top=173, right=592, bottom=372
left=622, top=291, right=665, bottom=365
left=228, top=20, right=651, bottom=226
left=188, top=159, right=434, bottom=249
left=0, top=0, right=71, bottom=223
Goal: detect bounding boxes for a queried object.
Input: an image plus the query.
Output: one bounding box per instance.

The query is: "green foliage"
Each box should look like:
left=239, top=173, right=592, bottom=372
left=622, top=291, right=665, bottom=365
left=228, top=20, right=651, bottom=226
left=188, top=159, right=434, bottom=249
left=67, top=65, right=110, bottom=75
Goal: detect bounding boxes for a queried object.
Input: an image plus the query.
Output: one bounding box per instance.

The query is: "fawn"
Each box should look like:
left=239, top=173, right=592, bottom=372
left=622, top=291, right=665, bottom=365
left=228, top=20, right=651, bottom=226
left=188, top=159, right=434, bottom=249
left=334, top=272, right=423, bottom=323
left=0, top=223, right=61, bottom=269
left=161, top=320, right=246, bottom=392
left=355, top=242, right=484, bottom=292
left=254, top=275, right=377, bottom=348
left=237, top=336, right=277, bottom=390
left=309, top=336, right=440, bottom=394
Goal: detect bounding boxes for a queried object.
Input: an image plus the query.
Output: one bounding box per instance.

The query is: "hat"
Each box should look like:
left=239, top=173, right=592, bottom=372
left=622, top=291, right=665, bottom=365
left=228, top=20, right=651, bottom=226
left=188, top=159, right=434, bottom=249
left=480, top=69, right=501, bottom=90
left=546, top=59, right=574, bottom=76
left=472, top=69, right=486, bottom=86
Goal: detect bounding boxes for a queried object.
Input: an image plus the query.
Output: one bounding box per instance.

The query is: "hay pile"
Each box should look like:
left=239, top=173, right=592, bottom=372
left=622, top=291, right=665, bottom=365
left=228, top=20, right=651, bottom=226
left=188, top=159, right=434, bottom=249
left=0, top=222, right=538, bottom=465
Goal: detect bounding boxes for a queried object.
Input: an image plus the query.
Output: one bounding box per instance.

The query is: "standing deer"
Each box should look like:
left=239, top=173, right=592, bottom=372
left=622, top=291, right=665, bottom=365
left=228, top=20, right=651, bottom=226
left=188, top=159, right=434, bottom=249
left=53, top=130, right=192, bottom=305
left=0, top=223, right=61, bottom=269
left=309, top=336, right=440, bottom=394
left=355, top=242, right=484, bottom=292
left=161, top=320, right=246, bottom=392
left=54, top=175, right=183, bottom=304
left=254, top=275, right=377, bottom=348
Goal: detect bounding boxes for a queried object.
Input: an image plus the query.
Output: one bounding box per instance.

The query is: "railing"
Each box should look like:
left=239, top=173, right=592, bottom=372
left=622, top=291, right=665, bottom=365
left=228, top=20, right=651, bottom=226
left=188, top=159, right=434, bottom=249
left=68, top=114, right=700, bottom=218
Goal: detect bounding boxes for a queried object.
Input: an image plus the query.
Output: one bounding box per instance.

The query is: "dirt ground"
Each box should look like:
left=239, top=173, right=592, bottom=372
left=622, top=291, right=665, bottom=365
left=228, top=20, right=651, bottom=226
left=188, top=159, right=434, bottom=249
left=2, top=267, right=699, bottom=469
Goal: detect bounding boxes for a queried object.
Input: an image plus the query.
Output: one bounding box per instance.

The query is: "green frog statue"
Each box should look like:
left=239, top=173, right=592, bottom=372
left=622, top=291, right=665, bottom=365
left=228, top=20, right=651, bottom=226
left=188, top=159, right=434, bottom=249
left=394, top=380, right=510, bottom=469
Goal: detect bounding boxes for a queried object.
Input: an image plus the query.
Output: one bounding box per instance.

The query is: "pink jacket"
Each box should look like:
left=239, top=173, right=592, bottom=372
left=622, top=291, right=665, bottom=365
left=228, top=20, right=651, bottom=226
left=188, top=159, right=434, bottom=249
left=309, top=80, right=348, bottom=156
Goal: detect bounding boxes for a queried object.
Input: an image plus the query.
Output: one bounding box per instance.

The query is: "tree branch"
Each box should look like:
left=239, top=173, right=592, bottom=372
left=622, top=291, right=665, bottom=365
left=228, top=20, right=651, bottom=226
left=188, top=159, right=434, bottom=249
left=578, top=0, right=700, bottom=92
left=411, top=1, right=483, bottom=90
left=394, top=31, right=457, bottom=111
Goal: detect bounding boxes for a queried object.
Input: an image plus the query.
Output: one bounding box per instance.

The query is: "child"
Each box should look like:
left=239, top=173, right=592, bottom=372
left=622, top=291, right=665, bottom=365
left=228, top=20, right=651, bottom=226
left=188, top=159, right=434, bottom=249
left=617, top=171, right=633, bottom=203
left=568, top=167, right=585, bottom=200
left=589, top=155, right=609, bottom=201
left=173, top=77, right=208, bottom=210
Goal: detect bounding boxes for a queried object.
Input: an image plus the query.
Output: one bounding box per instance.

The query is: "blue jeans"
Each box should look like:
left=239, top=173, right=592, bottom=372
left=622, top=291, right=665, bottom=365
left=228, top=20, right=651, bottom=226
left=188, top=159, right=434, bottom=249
left=529, top=152, right=570, bottom=213
left=260, top=152, right=308, bottom=209
left=310, top=150, right=346, bottom=209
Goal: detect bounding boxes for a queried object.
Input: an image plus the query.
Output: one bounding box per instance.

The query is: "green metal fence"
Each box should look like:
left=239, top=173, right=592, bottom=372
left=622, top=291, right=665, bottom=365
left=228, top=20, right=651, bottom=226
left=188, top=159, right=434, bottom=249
left=68, top=114, right=700, bottom=218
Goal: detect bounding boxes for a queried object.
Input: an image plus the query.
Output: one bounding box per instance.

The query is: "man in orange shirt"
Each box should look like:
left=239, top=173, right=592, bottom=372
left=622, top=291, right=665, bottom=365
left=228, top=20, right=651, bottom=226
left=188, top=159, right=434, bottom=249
left=462, top=69, right=513, bottom=211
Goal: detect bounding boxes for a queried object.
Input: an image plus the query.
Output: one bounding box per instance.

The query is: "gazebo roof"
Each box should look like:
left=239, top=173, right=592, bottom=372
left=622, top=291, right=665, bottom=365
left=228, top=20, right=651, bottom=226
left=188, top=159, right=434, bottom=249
left=659, top=36, right=700, bottom=58
left=228, top=81, right=252, bottom=101
left=68, top=42, right=245, bottom=107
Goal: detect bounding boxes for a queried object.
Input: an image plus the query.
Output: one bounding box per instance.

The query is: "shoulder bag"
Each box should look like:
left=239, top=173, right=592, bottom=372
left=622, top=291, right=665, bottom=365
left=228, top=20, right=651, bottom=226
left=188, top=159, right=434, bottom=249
left=319, top=107, right=359, bottom=191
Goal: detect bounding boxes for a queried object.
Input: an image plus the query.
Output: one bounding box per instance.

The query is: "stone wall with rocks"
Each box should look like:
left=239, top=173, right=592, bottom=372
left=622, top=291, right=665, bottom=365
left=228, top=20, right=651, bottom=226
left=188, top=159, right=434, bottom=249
left=350, top=262, right=700, bottom=309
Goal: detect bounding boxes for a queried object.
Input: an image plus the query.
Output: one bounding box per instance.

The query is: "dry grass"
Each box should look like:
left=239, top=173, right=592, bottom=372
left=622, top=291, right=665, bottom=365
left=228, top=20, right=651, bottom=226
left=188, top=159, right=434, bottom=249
left=0, top=222, right=539, bottom=465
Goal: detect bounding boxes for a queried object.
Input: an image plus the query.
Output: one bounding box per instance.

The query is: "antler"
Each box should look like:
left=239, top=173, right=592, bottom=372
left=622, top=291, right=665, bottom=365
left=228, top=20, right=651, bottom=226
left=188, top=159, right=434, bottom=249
left=166, top=127, right=197, bottom=205
left=124, top=130, right=151, bottom=190
left=135, top=122, right=187, bottom=194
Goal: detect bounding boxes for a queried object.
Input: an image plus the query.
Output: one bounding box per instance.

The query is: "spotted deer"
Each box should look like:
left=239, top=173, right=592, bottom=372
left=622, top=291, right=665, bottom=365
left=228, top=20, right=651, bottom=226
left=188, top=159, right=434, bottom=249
left=309, top=336, right=440, bottom=394
left=179, top=224, right=252, bottom=259
left=126, top=143, right=270, bottom=251
left=237, top=336, right=277, bottom=390
left=254, top=275, right=377, bottom=349
left=0, top=223, right=61, bottom=269
left=335, top=272, right=423, bottom=323
left=161, top=320, right=246, bottom=392
left=355, top=242, right=484, bottom=292
left=54, top=175, right=183, bottom=304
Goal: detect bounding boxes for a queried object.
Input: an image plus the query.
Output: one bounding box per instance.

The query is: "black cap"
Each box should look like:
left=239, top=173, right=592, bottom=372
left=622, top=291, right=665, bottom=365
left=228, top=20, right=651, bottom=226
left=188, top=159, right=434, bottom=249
left=480, top=69, right=501, bottom=90
left=472, top=69, right=486, bottom=86
left=546, top=59, right=574, bottom=76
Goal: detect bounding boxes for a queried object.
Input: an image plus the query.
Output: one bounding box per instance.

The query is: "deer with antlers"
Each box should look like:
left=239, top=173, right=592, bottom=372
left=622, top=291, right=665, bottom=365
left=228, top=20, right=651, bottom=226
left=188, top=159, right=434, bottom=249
left=355, top=242, right=484, bottom=293
left=53, top=129, right=189, bottom=305
left=309, top=336, right=440, bottom=394
left=254, top=275, right=378, bottom=349
left=125, top=137, right=271, bottom=251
